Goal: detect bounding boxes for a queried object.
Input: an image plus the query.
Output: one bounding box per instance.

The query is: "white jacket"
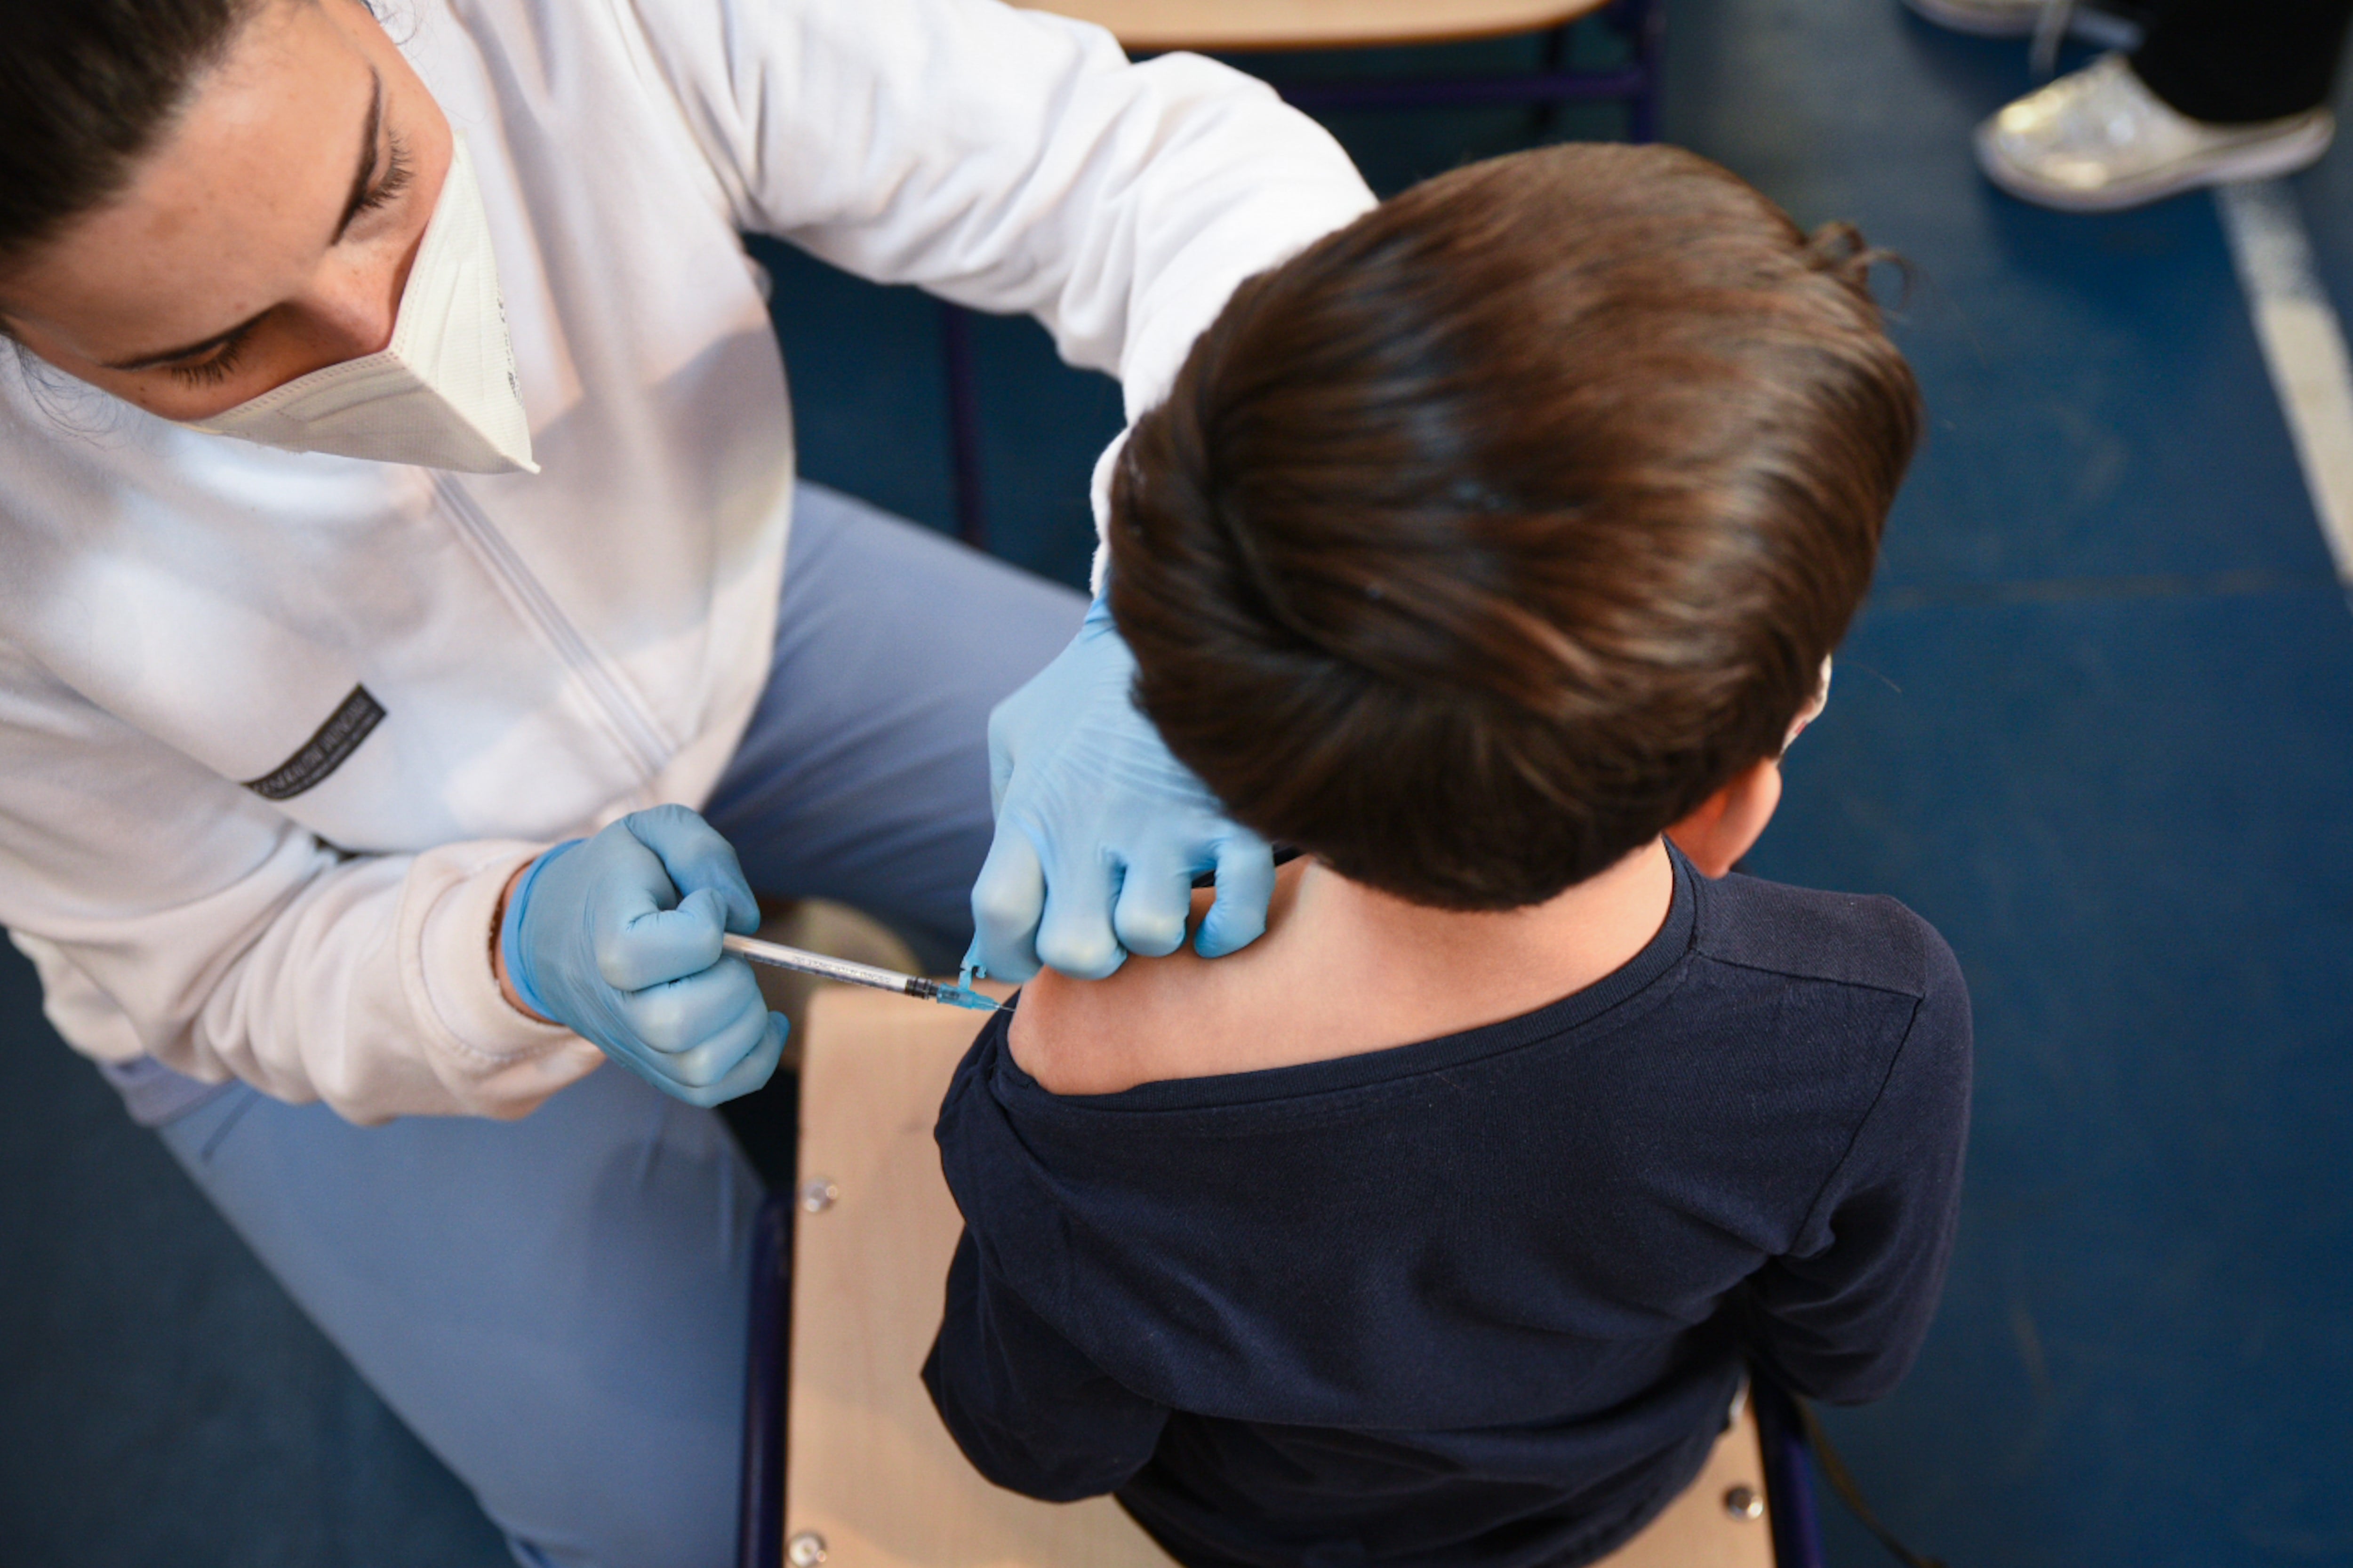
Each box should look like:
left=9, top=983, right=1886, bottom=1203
left=0, top=0, right=1373, bottom=1121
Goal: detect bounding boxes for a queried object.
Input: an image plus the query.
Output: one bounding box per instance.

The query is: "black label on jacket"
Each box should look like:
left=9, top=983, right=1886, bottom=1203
left=242, top=685, right=386, bottom=801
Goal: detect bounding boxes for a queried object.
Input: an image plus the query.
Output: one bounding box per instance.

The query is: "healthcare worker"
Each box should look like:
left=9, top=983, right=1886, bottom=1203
left=0, top=0, right=1373, bottom=1560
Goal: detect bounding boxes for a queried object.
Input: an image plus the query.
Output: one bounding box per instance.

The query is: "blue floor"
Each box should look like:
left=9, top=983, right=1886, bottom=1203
left=6, top=3, right=2353, bottom=1564
left=1665, top=8, right=2353, bottom=1566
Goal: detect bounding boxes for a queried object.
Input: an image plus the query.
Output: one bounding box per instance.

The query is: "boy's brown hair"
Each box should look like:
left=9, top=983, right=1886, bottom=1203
left=1108, top=143, right=1920, bottom=910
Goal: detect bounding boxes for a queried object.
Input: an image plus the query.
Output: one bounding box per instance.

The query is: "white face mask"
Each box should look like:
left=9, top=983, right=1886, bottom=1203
left=188, top=136, right=538, bottom=475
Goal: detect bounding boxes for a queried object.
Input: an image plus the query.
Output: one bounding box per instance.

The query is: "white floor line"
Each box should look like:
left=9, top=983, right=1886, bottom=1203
left=2216, top=180, right=2353, bottom=586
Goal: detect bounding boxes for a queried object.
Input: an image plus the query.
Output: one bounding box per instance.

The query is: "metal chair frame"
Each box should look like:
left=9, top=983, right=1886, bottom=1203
left=738, top=1193, right=793, bottom=1568
left=1752, top=1372, right=1833, bottom=1568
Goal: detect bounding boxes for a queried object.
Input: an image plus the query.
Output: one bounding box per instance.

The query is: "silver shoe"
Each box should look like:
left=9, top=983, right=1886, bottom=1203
left=1976, top=53, right=2336, bottom=212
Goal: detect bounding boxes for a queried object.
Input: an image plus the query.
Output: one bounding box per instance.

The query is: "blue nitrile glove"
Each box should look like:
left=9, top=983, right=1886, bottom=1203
left=500, top=805, right=786, bottom=1107
left=966, top=596, right=1276, bottom=983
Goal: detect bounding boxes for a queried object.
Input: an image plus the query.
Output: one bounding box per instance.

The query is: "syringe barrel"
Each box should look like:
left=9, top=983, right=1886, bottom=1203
left=720, top=934, right=917, bottom=996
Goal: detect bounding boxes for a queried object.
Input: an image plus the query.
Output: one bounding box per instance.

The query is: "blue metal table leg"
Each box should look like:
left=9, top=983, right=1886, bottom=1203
left=941, top=304, right=989, bottom=550
left=1619, top=0, right=1665, bottom=144
left=1533, top=20, right=1574, bottom=139
left=1266, top=4, right=1663, bottom=141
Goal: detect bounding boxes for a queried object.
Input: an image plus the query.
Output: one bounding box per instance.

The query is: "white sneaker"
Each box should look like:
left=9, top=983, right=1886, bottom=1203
left=1976, top=53, right=2336, bottom=211
left=1901, top=0, right=2142, bottom=49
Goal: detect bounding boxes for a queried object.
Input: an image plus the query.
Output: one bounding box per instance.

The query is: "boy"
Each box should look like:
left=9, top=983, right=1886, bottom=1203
left=924, top=143, right=1968, bottom=1568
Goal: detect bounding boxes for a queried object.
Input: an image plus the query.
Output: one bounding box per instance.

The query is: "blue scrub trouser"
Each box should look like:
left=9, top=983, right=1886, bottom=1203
left=146, top=483, right=1087, bottom=1568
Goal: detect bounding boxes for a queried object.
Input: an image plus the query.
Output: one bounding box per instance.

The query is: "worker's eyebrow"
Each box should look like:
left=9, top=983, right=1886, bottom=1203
left=330, top=71, right=387, bottom=245
left=103, top=71, right=384, bottom=373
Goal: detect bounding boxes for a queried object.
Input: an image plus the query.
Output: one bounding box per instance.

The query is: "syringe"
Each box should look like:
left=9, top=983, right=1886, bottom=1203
left=721, top=932, right=1005, bottom=1012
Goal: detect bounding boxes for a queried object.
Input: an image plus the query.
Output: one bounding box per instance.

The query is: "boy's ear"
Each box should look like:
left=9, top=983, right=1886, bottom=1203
left=1665, top=758, right=1784, bottom=879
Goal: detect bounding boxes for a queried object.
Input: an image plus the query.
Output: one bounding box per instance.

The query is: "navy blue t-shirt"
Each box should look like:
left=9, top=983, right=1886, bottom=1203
left=924, top=853, right=1971, bottom=1568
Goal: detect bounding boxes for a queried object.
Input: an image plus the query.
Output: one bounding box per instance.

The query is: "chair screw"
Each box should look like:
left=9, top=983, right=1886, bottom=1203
left=1723, top=1484, right=1765, bottom=1520
left=788, top=1529, right=830, bottom=1565
left=800, top=1176, right=839, bottom=1214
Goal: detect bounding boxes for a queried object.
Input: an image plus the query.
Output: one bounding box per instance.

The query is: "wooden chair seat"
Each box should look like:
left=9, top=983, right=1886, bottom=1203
left=782, top=985, right=1776, bottom=1567
left=1019, top=0, right=1617, bottom=54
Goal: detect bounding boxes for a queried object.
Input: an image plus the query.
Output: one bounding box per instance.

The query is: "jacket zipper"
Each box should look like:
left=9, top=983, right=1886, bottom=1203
left=433, top=476, right=676, bottom=779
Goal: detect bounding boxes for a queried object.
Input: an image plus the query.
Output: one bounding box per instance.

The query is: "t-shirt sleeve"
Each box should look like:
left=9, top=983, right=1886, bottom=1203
left=1741, top=923, right=1974, bottom=1405
left=924, top=1226, right=1171, bottom=1502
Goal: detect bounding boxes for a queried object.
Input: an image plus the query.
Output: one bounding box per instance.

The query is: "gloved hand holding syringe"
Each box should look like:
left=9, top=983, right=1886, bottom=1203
left=498, top=805, right=1003, bottom=1110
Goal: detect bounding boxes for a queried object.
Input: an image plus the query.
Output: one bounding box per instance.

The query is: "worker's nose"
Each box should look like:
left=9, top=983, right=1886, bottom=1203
left=293, top=271, right=402, bottom=365
left=293, top=251, right=407, bottom=363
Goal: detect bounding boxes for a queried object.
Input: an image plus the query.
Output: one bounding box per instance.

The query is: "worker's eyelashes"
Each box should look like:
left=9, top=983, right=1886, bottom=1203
left=165, top=331, right=250, bottom=387
left=352, top=134, right=415, bottom=223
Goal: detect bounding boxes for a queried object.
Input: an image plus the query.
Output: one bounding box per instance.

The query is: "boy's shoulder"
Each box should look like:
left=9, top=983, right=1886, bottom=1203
left=1691, top=870, right=1960, bottom=1003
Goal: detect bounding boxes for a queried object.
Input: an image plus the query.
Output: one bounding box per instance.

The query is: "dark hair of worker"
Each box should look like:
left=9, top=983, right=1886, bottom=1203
left=0, top=0, right=256, bottom=267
